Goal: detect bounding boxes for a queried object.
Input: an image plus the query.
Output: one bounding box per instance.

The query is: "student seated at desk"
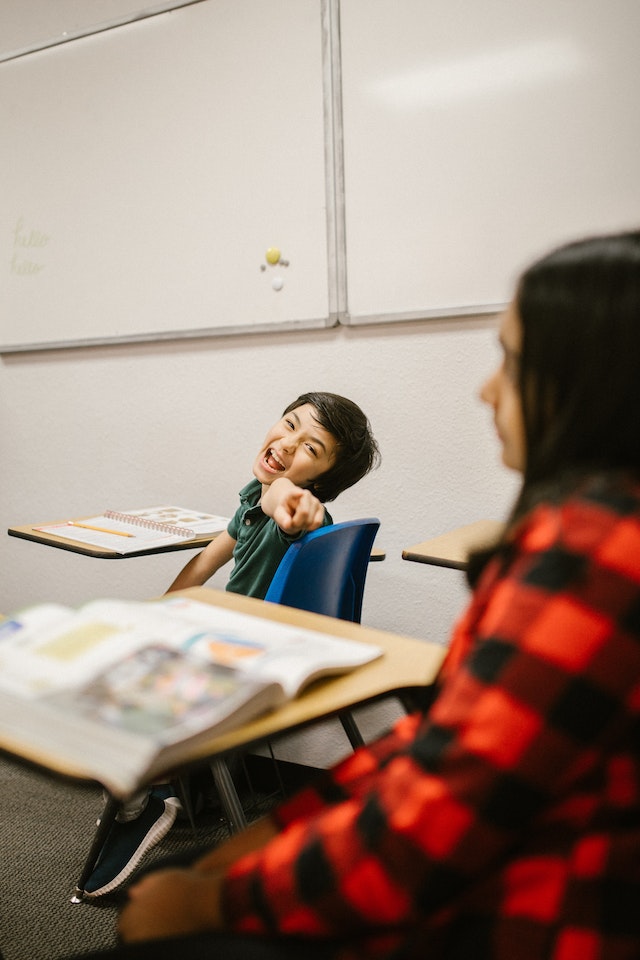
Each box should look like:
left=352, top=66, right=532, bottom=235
left=82, top=392, right=380, bottom=899
left=58, top=230, right=640, bottom=959
left=166, top=391, right=380, bottom=598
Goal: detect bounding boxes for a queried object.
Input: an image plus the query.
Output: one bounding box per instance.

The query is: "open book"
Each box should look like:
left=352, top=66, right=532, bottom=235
left=34, top=505, right=230, bottom=554
left=0, top=595, right=381, bottom=797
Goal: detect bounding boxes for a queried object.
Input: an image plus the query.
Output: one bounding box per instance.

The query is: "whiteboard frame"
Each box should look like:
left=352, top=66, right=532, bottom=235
left=342, top=303, right=505, bottom=327
left=324, top=0, right=347, bottom=323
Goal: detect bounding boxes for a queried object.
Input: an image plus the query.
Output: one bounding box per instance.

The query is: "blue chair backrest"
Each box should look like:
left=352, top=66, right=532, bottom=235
left=264, top=518, right=380, bottom=624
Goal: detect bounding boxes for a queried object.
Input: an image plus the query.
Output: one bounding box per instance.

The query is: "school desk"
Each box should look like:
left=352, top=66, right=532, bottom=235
left=7, top=517, right=218, bottom=559
left=402, top=519, right=504, bottom=571
left=0, top=585, right=443, bottom=899
left=7, top=519, right=386, bottom=560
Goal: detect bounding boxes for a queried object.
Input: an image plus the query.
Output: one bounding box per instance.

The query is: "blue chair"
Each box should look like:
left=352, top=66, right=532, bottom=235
left=210, top=518, right=381, bottom=830
left=264, top=517, right=381, bottom=624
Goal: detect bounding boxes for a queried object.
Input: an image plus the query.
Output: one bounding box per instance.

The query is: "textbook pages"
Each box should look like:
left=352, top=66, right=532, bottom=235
left=0, top=596, right=381, bottom=797
left=35, top=505, right=230, bottom=554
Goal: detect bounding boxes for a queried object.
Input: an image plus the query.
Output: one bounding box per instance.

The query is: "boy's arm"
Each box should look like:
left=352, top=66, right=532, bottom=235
left=261, top=477, right=326, bottom=535
left=165, top=529, right=236, bottom=593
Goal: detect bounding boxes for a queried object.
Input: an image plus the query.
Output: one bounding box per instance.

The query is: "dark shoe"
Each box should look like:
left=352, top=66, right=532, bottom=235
left=83, top=788, right=180, bottom=898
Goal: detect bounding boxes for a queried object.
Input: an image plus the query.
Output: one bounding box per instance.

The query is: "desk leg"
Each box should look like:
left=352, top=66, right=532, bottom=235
left=210, top=759, right=247, bottom=834
left=71, top=795, right=119, bottom=903
left=339, top=711, right=365, bottom=749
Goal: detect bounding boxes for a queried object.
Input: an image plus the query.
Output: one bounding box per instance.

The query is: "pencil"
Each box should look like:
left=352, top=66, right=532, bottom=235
left=70, top=522, right=135, bottom=538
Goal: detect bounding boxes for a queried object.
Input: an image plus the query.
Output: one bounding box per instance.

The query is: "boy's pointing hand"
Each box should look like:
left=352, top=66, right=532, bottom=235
left=261, top=478, right=326, bottom=535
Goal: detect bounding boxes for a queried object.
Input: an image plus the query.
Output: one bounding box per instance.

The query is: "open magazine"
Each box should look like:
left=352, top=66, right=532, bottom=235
left=0, top=596, right=381, bottom=797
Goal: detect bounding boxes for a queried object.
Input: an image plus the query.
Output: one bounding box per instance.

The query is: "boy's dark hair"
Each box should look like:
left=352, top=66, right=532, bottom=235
left=282, top=392, right=380, bottom=502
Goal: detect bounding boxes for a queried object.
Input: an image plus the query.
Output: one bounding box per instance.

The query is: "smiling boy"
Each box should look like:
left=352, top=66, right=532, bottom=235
left=82, top=393, right=380, bottom=901
left=167, top=391, right=380, bottom=599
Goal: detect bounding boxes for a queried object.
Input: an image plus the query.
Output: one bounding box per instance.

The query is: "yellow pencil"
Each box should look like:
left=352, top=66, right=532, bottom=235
left=70, top=522, right=134, bottom=538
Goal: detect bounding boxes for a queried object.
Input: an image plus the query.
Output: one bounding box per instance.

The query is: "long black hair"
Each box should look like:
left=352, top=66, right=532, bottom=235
left=519, top=230, right=640, bottom=486
left=468, top=229, right=640, bottom=584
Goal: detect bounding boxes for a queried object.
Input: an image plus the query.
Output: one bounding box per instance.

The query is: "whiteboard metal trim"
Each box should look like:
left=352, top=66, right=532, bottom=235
left=321, top=0, right=347, bottom=323
left=0, top=315, right=336, bottom=355
left=0, top=0, right=208, bottom=63
left=342, top=303, right=505, bottom=326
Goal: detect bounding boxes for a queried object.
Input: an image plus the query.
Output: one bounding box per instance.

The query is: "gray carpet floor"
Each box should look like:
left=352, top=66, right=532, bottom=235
left=0, top=754, right=277, bottom=960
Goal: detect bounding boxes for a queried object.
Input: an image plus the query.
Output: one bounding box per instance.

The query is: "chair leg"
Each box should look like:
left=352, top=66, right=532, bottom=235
left=209, top=759, right=247, bottom=834
left=339, top=710, right=365, bottom=750
left=71, top=795, right=119, bottom=902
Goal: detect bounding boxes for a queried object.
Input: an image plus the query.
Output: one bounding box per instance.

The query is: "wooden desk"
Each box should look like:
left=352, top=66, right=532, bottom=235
left=0, top=586, right=444, bottom=790
left=7, top=518, right=217, bottom=559
left=403, top=519, right=504, bottom=570
left=0, top=587, right=440, bottom=898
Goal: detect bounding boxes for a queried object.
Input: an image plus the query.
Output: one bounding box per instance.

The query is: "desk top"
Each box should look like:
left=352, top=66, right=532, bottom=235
left=7, top=519, right=217, bottom=559
left=403, top=519, right=504, bottom=570
left=0, top=586, right=443, bottom=790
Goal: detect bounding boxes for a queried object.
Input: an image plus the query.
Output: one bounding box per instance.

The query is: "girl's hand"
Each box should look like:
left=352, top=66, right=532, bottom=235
left=118, top=867, right=223, bottom=943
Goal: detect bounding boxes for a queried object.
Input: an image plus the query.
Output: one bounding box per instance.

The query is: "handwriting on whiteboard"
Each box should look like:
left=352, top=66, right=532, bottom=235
left=10, top=217, right=49, bottom=276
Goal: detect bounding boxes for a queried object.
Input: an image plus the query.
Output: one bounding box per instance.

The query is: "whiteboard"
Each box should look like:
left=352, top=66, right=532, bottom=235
left=339, top=0, right=640, bottom=324
left=0, top=0, right=331, bottom=350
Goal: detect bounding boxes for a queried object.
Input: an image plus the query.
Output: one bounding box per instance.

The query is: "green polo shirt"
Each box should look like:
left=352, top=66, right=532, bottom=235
left=225, top=479, right=332, bottom=600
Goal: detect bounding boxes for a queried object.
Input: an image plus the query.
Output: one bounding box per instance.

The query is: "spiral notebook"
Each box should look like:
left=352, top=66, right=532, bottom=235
left=35, top=505, right=230, bottom=554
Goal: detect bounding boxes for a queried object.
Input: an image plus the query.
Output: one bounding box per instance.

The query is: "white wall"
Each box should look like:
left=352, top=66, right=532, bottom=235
left=0, top=314, right=518, bottom=761
left=1, top=314, right=518, bottom=635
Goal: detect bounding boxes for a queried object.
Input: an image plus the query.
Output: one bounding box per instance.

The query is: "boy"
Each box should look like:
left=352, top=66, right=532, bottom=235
left=83, top=392, right=379, bottom=899
left=166, top=391, right=380, bottom=598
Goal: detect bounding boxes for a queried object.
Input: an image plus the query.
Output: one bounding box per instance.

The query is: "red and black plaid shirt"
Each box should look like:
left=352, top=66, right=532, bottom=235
left=222, top=473, right=640, bottom=959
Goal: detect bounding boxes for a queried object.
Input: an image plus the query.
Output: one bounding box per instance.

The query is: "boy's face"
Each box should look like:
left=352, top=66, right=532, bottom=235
left=253, top=403, right=337, bottom=491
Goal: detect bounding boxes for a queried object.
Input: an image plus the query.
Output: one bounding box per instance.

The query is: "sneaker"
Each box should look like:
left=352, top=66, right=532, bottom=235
left=83, top=787, right=180, bottom=899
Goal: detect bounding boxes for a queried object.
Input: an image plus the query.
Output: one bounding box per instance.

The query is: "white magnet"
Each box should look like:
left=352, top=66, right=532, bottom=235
left=272, top=277, right=284, bottom=291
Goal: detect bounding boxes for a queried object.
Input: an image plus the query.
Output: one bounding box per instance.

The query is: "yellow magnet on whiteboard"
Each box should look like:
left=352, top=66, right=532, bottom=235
left=265, top=247, right=281, bottom=265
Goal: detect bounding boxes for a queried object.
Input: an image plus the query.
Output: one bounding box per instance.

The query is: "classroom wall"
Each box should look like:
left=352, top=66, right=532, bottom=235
left=0, top=313, right=518, bottom=757
left=0, top=316, right=517, bottom=761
